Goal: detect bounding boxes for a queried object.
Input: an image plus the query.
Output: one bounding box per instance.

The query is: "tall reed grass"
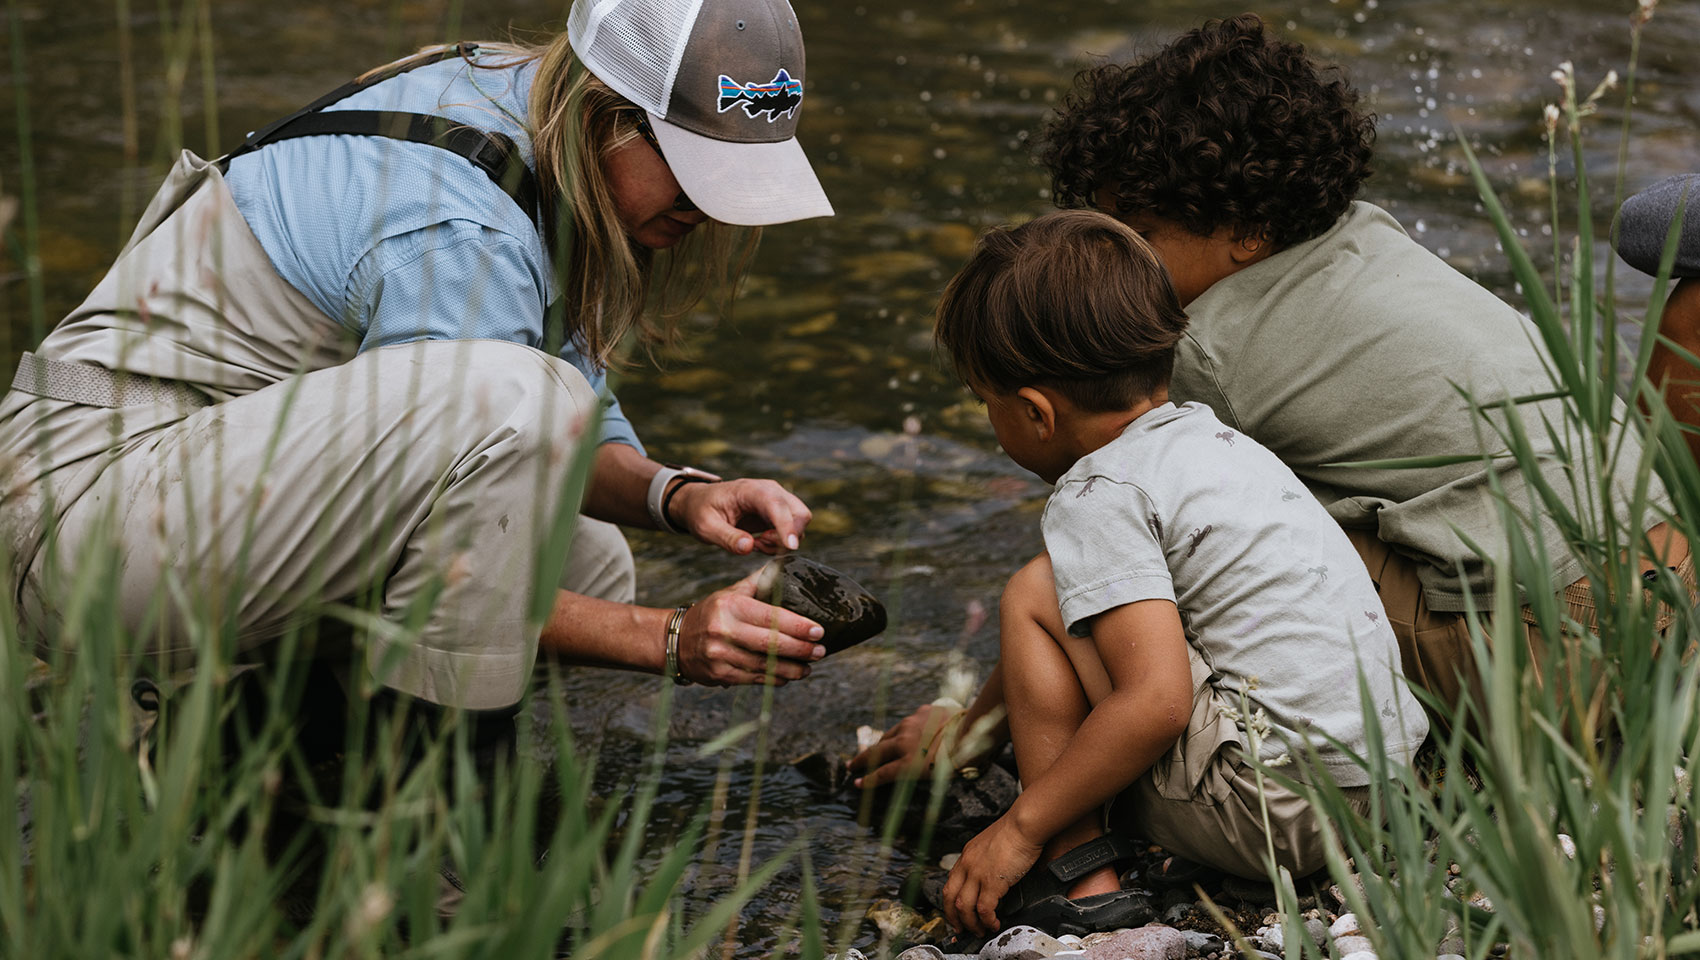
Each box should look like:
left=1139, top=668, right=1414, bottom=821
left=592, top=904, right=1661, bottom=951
left=1243, top=8, right=1700, bottom=958
left=5, top=2, right=1699, bottom=959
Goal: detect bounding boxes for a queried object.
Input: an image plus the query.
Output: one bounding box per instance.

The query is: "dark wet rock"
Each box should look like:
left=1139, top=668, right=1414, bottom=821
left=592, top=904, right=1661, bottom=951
left=980, top=925, right=1066, bottom=960
left=757, top=555, right=887, bottom=654
left=1079, top=924, right=1186, bottom=960
left=928, top=761, right=1021, bottom=849
left=791, top=750, right=854, bottom=792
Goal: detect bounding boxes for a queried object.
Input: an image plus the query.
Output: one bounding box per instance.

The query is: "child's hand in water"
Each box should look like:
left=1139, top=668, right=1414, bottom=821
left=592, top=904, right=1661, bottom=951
left=846, top=703, right=960, bottom=788
left=942, top=812, right=1042, bottom=935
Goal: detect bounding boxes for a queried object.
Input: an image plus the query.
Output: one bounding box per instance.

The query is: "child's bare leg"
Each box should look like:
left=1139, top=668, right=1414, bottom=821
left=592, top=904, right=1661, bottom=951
left=1000, top=552, right=1119, bottom=899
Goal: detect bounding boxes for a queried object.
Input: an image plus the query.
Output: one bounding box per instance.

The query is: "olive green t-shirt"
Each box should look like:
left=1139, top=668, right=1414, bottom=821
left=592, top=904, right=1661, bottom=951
left=1170, top=201, right=1669, bottom=612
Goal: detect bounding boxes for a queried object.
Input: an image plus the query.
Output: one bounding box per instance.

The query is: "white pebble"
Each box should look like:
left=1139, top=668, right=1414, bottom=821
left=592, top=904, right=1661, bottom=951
left=939, top=853, right=960, bottom=870
left=1558, top=834, right=1577, bottom=859
left=1335, top=935, right=1375, bottom=954
left=855, top=725, right=882, bottom=752
left=1342, top=953, right=1378, bottom=960
left=1331, top=913, right=1362, bottom=937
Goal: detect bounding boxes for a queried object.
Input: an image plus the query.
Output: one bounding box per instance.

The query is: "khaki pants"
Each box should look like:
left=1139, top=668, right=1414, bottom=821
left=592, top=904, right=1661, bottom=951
left=1345, top=527, right=1694, bottom=732
left=19, top=340, right=633, bottom=710
left=1111, top=643, right=1372, bottom=881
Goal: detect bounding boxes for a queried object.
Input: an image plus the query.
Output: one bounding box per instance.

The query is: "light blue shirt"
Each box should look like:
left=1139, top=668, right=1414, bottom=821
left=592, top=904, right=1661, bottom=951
left=223, top=49, right=642, bottom=452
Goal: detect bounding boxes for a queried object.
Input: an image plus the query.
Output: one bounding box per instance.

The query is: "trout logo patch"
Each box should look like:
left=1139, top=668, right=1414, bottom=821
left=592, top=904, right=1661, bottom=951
left=717, top=68, right=804, bottom=121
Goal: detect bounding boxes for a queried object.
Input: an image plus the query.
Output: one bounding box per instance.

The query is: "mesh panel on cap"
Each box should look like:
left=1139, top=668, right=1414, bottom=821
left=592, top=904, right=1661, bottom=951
left=568, top=0, right=702, bottom=117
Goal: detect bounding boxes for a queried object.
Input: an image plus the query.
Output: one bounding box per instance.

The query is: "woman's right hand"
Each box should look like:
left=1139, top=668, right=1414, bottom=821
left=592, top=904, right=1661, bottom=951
left=676, top=566, right=826, bottom=686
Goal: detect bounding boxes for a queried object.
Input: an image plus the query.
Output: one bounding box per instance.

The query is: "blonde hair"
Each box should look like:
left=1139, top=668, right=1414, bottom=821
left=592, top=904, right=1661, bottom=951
left=364, top=38, right=759, bottom=368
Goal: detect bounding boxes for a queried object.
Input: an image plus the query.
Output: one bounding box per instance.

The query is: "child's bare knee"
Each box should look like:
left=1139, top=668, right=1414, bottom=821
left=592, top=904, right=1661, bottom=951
left=1001, top=552, right=1056, bottom=612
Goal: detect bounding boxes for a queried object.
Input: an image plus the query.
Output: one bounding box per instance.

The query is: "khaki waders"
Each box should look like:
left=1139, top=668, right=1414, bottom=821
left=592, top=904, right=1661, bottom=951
left=0, top=151, right=632, bottom=710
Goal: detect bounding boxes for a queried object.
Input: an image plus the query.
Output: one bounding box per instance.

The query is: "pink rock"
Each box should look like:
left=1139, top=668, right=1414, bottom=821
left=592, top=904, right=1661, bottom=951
left=1080, top=925, right=1187, bottom=960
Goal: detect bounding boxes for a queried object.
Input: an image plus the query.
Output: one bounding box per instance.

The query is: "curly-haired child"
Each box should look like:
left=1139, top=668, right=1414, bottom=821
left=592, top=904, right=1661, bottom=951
left=930, top=209, right=1426, bottom=937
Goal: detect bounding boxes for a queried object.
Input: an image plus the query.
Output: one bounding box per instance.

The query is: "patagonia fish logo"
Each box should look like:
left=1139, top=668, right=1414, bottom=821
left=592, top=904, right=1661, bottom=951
left=717, top=68, right=804, bottom=121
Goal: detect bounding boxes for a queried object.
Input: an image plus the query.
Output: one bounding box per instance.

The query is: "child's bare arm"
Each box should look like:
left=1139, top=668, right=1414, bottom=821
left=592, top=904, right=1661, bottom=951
left=942, top=599, right=1192, bottom=935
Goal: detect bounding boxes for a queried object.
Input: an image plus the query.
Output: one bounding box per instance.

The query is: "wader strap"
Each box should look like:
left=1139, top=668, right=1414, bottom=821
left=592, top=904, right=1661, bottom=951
left=216, top=42, right=541, bottom=224
left=232, top=111, right=539, bottom=223
left=10, top=352, right=212, bottom=409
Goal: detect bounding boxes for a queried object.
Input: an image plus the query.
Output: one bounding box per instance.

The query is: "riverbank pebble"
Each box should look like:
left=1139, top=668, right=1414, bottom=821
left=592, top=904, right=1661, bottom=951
left=980, top=925, right=1066, bottom=960
left=1179, top=929, right=1221, bottom=955
left=1078, top=924, right=1186, bottom=960
left=1334, top=933, right=1375, bottom=954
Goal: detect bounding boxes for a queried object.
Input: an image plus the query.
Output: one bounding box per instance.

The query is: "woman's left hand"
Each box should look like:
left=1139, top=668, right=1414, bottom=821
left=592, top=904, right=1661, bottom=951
left=670, top=479, right=812, bottom=555
left=941, top=812, right=1044, bottom=936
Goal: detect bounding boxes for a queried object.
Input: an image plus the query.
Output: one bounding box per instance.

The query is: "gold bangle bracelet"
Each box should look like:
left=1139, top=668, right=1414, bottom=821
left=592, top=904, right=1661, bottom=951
left=664, top=604, right=693, bottom=686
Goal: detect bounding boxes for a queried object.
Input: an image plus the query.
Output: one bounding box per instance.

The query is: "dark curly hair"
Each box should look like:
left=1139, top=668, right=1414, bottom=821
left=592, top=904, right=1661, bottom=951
left=1039, top=14, right=1375, bottom=248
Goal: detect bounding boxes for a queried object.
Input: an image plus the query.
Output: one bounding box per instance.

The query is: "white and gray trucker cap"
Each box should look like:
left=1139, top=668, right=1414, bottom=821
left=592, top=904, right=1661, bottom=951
left=567, top=0, right=835, bottom=226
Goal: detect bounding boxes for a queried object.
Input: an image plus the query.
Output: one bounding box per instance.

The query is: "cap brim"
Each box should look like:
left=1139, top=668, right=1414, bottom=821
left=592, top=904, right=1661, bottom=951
left=649, top=113, right=834, bottom=226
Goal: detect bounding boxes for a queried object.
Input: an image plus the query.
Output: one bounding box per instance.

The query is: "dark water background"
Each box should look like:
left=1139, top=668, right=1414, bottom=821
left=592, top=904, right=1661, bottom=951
left=4, top=0, right=1700, bottom=952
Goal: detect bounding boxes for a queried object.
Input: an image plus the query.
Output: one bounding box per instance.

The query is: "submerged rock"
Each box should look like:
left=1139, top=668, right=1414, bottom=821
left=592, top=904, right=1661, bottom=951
left=866, top=898, right=946, bottom=943
left=757, top=556, right=887, bottom=654
left=791, top=750, right=854, bottom=792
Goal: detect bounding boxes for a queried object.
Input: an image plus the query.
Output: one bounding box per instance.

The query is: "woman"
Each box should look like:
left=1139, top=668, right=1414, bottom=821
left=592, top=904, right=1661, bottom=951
left=0, top=0, right=835, bottom=712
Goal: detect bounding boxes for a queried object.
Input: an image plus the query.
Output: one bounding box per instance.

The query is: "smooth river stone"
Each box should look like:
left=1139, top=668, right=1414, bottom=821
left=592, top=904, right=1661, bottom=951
left=1080, top=924, right=1186, bottom=960
left=756, top=556, right=887, bottom=654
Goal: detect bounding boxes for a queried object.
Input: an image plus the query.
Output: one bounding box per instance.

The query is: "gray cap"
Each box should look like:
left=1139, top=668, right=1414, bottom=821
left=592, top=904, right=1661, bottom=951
left=1617, top=174, right=1700, bottom=279
left=568, top=0, right=834, bottom=226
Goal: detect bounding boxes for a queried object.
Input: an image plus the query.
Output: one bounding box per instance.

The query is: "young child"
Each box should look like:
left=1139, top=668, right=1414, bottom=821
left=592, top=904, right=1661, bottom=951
left=931, top=210, right=1427, bottom=937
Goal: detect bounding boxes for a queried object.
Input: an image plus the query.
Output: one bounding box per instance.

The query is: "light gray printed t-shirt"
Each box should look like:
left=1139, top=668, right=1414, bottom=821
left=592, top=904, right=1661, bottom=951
left=1043, top=401, right=1429, bottom=786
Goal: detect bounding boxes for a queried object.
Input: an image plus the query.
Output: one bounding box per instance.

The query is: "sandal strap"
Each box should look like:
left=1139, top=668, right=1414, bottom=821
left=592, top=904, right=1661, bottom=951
left=1045, top=834, right=1142, bottom=884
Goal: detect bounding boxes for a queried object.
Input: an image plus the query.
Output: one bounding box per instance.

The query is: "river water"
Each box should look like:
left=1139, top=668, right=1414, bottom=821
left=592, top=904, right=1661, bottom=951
left=3, top=0, right=1699, bottom=952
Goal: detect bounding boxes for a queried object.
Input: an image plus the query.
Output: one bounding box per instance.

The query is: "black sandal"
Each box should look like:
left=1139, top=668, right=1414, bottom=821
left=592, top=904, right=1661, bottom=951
left=995, top=835, right=1156, bottom=936
left=1145, top=854, right=1224, bottom=891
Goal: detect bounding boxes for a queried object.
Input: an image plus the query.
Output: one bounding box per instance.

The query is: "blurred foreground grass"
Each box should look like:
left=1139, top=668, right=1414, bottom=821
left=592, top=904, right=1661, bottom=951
left=4, top=2, right=1700, bottom=959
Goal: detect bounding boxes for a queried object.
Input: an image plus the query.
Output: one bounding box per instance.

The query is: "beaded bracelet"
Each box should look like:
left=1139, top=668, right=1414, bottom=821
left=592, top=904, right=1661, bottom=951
left=663, top=604, right=694, bottom=686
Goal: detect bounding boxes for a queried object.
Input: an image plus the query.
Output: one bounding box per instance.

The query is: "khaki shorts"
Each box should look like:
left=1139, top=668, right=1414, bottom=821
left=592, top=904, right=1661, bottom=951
left=1345, top=526, right=1694, bottom=733
left=1109, top=642, right=1372, bottom=881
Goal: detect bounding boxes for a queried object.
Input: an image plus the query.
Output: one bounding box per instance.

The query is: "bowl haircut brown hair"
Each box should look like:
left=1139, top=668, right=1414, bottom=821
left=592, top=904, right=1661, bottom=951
left=934, top=209, right=1189, bottom=413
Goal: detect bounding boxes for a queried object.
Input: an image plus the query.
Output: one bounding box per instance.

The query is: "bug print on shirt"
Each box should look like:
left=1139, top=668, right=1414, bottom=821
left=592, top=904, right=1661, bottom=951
left=1308, top=565, right=1329, bottom=584
left=1186, top=525, right=1213, bottom=558
left=1215, top=430, right=1237, bottom=446
left=1076, top=476, right=1099, bottom=498
left=1147, top=512, right=1164, bottom=542
left=1281, top=487, right=1302, bottom=501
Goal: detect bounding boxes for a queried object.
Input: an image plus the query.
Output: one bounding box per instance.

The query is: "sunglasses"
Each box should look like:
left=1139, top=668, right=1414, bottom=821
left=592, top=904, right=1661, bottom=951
left=633, top=116, right=701, bottom=214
